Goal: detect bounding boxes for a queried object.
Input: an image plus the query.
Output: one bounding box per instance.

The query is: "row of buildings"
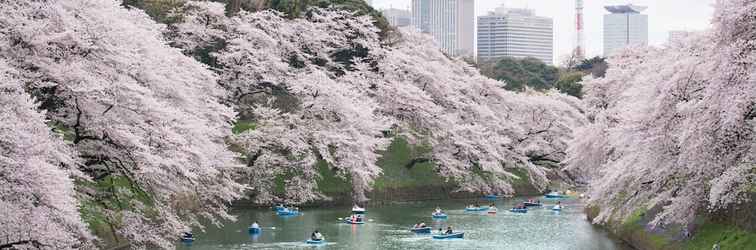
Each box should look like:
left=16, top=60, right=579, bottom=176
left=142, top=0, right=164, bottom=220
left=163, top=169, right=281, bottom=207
left=380, top=1, right=650, bottom=64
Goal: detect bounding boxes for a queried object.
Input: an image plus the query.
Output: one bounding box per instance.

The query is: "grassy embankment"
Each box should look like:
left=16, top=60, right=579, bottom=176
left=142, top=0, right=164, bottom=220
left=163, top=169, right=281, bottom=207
left=312, top=136, right=537, bottom=202
left=587, top=185, right=756, bottom=250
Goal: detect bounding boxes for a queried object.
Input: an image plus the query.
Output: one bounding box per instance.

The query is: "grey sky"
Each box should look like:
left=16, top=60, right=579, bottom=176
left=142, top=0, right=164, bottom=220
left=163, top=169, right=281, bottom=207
left=372, top=0, right=715, bottom=62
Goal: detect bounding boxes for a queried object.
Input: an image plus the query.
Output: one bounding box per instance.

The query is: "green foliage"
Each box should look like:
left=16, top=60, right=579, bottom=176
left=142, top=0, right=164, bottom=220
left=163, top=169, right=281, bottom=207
left=78, top=176, right=156, bottom=246
left=555, top=71, right=585, bottom=98
left=315, top=158, right=353, bottom=194
left=507, top=168, right=530, bottom=186
left=620, top=208, right=675, bottom=249
left=478, top=57, right=559, bottom=92
left=48, top=122, right=75, bottom=143
left=122, top=0, right=186, bottom=24
left=232, top=121, right=256, bottom=134
left=685, top=222, right=756, bottom=250
left=372, top=137, right=450, bottom=190
left=575, top=56, right=608, bottom=78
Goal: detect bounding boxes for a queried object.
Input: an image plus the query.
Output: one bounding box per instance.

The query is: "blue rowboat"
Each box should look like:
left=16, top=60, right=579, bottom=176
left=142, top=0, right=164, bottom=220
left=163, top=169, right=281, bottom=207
left=523, top=202, right=543, bottom=207
left=306, top=239, right=325, bottom=244
left=277, top=210, right=300, bottom=216
left=248, top=227, right=261, bottom=234
left=545, top=192, right=566, bottom=199
left=273, top=206, right=286, bottom=212
left=510, top=208, right=528, bottom=213
left=432, top=213, right=448, bottom=219
left=181, top=236, right=194, bottom=243
left=464, top=206, right=489, bottom=212
left=484, top=194, right=498, bottom=200
left=432, top=232, right=464, bottom=239
left=410, top=227, right=432, bottom=234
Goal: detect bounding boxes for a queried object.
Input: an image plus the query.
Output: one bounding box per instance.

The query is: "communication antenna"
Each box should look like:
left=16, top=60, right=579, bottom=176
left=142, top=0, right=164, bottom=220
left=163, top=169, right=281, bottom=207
left=575, top=0, right=586, bottom=59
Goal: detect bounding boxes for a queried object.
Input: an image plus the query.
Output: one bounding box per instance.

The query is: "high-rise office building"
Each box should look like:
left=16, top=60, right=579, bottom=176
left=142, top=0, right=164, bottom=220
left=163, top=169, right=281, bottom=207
left=383, top=8, right=412, bottom=28
left=411, top=0, right=475, bottom=57
left=412, top=0, right=432, bottom=33
left=477, top=7, right=554, bottom=64
left=603, top=4, right=648, bottom=56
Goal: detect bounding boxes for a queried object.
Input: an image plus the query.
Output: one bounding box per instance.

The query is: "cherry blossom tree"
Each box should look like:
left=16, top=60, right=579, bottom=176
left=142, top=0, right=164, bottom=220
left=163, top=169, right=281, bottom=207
left=0, top=61, right=94, bottom=250
left=0, top=0, right=245, bottom=248
left=566, top=0, right=755, bottom=228
left=168, top=2, right=585, bottom=203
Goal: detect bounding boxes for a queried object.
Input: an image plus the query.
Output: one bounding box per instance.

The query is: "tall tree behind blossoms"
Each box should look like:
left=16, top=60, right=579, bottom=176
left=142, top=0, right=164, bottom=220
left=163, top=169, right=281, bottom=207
left=0, top=62, right=94, bottom=250
left=167, top=2, right=585, bottom=204
left=0, top=0, right=245, bottom=249
left=566, top=0, right=755, bottom=228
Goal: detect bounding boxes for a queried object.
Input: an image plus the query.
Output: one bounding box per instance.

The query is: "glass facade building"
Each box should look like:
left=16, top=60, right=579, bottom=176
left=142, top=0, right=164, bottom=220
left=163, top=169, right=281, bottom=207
left=477, top=7, right=554, bottom=64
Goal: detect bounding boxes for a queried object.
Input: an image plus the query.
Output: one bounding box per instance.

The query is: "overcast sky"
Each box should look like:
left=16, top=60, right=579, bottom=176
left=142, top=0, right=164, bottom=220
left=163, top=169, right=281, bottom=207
left=371, top=0, right=716, bottom=63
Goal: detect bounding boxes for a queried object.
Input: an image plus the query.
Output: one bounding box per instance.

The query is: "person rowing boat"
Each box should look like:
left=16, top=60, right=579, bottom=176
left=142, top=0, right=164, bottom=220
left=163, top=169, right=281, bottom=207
left=311, top=230, right=324, bottom=241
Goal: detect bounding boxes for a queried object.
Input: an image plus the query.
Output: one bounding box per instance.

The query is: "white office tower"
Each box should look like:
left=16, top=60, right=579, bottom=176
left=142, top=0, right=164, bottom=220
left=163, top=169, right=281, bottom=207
left=603, top=4, right=648, bottom=56
left=383, top=8, right=412, bottom=28
left=477, top=6, right=554, bottom=64
left=412, top=0, right=431, bottom=33
left=411, top=0, right=475, bottom=57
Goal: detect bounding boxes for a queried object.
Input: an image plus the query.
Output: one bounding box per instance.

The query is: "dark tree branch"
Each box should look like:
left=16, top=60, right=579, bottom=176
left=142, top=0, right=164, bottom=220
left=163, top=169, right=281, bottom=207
left=72, top=98, right=97, bottom=144
left=102, top=104, right=114, bottom=115
left=404, top=157, right=431, bottom=169
left=0, top=240, right=45, bottom=249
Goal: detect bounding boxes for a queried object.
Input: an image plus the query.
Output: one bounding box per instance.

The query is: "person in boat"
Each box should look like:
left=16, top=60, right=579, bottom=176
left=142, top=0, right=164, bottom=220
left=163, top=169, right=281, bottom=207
left=418, top=222, right=426, bottom=228
left=413, top=223, right=420, bottom=228
left=356, top=215, right=363, bottom=222
left=250, top=221, right=260, bottom=229
left=438, top=228, right=444, bottom=234
left=445, top=226, right=453, bottom=235
left=182, top=232, right=193, bottom=238
left=311, top=230, right=324, bottom=241
left=435, top=207, right=443, bottom=214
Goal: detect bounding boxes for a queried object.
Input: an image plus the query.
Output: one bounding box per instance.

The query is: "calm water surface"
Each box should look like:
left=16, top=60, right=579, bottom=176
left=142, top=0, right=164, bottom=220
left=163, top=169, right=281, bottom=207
left=178, top=197, right=629, bottom=250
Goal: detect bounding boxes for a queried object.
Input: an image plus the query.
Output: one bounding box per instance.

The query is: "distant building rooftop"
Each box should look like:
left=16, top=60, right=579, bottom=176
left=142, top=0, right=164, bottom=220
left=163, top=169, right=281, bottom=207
left=605, top=4, right=647, bottom=14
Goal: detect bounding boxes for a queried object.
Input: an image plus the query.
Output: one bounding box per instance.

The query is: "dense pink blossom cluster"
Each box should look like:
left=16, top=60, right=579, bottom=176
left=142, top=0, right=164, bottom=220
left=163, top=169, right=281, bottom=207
left=567, top=0, right=755, bottom=227
left=1, top=0, right=243, bottom=248
left=169, top=2, right=585, bottom=204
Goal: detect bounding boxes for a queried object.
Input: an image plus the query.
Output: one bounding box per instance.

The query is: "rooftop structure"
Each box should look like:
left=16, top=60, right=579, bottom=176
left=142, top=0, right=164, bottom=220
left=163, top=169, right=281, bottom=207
left=603, top=4, right=648, bottom=55
left=605, top=4, right=648, bottom=14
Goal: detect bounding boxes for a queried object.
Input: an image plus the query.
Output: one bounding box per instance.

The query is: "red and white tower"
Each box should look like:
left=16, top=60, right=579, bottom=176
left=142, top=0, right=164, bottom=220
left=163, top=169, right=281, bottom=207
left=575, top=0, right=586, bottom=59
